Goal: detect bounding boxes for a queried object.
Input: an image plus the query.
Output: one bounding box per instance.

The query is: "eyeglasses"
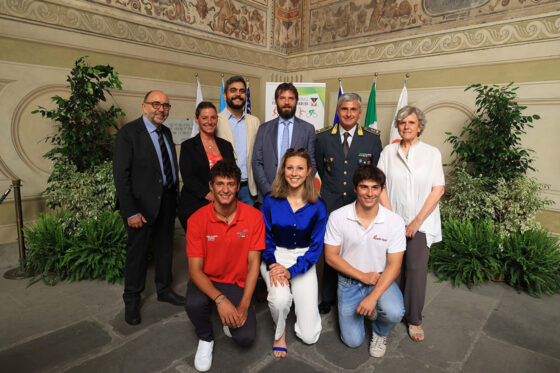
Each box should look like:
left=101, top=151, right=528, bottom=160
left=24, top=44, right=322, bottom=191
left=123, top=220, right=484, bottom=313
left=144, top=101, right=171, bottom=110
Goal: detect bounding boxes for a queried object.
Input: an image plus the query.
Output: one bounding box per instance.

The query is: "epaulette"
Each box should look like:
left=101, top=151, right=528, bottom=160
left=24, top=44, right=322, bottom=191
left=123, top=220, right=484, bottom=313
left=316, top=126, right=332, bottom=134
left=364, top=127, right=381, bottom=136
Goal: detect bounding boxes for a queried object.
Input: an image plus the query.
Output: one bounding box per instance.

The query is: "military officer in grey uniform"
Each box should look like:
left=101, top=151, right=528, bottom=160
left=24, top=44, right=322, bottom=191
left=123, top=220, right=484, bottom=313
left=315, top=92, right=382, bottom=314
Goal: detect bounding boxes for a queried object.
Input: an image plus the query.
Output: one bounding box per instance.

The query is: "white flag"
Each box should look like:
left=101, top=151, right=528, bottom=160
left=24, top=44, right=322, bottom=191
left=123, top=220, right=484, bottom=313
left=389, top=81, right=408, bottom=144
left=190, top=76, right=204, bottom=138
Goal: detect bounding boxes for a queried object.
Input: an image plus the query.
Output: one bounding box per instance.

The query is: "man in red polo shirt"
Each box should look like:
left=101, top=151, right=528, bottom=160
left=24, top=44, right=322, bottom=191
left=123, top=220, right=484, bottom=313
left=185, top=159, right=265, bottom=372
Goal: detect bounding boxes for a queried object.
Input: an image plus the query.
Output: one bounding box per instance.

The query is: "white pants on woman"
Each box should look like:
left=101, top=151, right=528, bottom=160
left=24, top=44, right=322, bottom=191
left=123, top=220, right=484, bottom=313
left=260, top=247, right=322, bottom=344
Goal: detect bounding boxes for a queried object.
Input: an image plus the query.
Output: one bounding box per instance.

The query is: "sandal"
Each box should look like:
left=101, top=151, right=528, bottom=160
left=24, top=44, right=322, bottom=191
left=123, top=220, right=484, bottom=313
left=272, top=346, right=287, bottom=358
left=408, top=325, right=424, bottom=342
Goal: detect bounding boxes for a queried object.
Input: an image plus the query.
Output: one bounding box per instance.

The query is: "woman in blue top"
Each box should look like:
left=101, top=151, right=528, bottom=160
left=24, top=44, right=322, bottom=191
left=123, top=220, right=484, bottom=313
left=261, top=148, right=328, bottom=358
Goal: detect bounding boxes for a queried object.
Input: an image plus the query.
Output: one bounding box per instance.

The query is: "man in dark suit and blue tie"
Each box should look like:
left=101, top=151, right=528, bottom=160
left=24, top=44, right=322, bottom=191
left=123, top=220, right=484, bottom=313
left=113, top=90, right=186, bottom=325
left=315, top=92, right=383, bottom=314
left=252, top=82, right=316, bottom=202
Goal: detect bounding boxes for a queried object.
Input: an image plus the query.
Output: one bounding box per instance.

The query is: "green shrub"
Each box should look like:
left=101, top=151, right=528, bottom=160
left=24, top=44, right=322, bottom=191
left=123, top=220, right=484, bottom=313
left=429, top=219, right=502, bottom=289
left=441, top=167, right=552, bottom=237
left=501, top=230, right=560, bottom=297
left=62, top=211, right=127, bottom=284
left=44, top=159, right=116, bottom=231
left=23, top=212, right=74, bottom=285
left=24, top=211, right=127, bottom=286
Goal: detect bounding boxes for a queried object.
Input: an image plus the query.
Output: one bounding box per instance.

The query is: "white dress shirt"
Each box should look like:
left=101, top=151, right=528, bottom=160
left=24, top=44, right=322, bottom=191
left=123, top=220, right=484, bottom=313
left=377, top=141, right=445, bottom=247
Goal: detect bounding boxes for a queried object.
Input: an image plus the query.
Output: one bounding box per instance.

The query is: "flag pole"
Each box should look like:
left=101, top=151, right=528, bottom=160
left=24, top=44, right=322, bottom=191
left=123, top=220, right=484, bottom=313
left=405, top=73, right=409, bottom=87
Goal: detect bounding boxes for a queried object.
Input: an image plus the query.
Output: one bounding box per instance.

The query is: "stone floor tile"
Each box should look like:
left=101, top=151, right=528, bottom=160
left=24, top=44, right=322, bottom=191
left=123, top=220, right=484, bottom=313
left=110, top=299, right=186, bottom=336
left=396, top=284, right=498, bottom=371
left=257, top=357, right=322, bottom=372
left=0, top=280, right=117, bottom=350
left=0, top=320, right=111, bottom=373
left=314, top=330, right=370, bottom=370
left=67, top=317, right=194, bottom=373
left=463, top=334, right=560, bottom=373
left=375, top=355, right=448, bottom=372
left=483, top=285, right=560, bottom=359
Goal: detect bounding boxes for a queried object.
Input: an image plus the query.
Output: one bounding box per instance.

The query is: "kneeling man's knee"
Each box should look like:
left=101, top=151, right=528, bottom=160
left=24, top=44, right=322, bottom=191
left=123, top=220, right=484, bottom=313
left=234, top=330, right=255, bottom=347
left=341, top=334, right=364, bottom=349
left=382, top=304, right=405, bottom=324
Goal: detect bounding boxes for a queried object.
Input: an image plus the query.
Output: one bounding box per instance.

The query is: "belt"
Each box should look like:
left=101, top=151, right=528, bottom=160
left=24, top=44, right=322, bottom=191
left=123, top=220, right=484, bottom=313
left=240, top=180, right=248, bottom=187
left=163, top=183, right=176, bottom=191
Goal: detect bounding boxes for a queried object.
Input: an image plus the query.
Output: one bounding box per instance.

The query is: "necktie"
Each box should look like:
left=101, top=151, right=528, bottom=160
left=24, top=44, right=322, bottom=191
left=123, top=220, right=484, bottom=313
left=343, top=132, right=350, bottom=157
left=156, top=127, right=173, bottom=187
left=280, top=121, right=290, bottom=159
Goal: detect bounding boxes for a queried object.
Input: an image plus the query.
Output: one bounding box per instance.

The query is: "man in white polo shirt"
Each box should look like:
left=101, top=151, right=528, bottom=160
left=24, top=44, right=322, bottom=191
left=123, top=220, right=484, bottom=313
left=324, top=164, right=406, bottom=358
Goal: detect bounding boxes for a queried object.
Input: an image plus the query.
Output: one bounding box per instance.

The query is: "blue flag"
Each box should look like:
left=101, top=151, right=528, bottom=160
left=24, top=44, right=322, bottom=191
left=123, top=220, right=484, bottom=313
left=219, top=77, right=226, bottom=113
left=245, top=81, right=251, bottom=114
left=333, top=81, right=343, bottom=126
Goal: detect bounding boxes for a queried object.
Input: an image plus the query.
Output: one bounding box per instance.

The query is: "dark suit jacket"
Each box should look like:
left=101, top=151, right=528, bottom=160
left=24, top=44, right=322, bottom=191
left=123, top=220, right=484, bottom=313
left=251, top=116, right=316, bottom=201
left=315, top=124, right=382, bottom=213
left=177, top=134, right=235, bottom=223
left=113, top=117, right=179, bottom=223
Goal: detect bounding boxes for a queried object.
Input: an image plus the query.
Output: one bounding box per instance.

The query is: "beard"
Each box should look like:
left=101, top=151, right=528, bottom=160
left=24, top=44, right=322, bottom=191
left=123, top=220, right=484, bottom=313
left=147, top=111, right=167, bottom=126
left=227, top=96, right=246, bottom=110
left=278, top=105, right=296, bottom=120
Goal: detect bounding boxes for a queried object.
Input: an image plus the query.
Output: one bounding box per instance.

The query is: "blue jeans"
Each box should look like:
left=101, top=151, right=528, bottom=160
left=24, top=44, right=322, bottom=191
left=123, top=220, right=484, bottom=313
left=337, top=275, right=404, bottom=348
left=237, top=184, right=253, bottom=206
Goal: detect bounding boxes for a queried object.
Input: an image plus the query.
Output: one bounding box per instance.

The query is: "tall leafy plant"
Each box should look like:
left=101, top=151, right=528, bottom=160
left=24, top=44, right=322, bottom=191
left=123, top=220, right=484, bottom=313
left=33, top=56, right=125, bottom=172
left=446, top=83, right=539, bottom=181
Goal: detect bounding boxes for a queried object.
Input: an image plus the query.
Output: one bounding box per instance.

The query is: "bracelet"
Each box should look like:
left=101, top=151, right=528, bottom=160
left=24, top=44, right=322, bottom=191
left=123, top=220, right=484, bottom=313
left=213, top=293, right=223, bottom=302
left=215, top=295, right=227, bottom=305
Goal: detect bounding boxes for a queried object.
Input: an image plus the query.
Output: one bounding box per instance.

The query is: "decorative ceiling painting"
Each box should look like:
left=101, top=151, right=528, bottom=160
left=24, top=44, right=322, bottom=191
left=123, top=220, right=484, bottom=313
left=308, top=0, right=559, bottom=48
left=273, top=0, right=303, bottom=51
left=88, top=0, right=268, bottom=46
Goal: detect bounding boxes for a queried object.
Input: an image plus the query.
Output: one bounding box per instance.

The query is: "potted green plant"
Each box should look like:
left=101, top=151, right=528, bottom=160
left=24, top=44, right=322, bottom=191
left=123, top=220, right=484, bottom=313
left=25, top=57, right=127, bottom=285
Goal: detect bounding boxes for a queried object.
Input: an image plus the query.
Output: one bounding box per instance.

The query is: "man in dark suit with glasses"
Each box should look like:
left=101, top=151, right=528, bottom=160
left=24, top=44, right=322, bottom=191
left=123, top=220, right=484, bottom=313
left=114, top=90, right=186, bottom=325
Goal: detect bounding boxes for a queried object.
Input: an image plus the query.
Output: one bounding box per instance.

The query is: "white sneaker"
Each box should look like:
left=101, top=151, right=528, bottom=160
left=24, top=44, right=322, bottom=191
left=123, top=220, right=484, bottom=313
left=223, top=325, right=232, bottom=338
left=369, top=332, right=387, bottom=358
left=194, top=339, right=214, bottom=372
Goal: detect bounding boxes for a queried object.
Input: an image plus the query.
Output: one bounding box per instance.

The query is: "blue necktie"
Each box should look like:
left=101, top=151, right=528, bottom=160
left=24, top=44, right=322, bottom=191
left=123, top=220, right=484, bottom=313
left=280, top=121, right=290, bottom=159
left=156, top=127, right=173, bottom=187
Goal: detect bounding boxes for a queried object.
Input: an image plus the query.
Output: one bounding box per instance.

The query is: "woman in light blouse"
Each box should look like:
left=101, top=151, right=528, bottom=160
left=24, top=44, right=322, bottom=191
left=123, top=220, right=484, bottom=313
left=261, top=148, right=328, bottom=358
left=378, top=106, right=445, bottom=342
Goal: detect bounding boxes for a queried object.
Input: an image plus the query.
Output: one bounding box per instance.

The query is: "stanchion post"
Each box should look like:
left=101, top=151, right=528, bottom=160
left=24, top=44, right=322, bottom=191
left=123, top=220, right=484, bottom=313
left=3, top=179, right=28, bottom=279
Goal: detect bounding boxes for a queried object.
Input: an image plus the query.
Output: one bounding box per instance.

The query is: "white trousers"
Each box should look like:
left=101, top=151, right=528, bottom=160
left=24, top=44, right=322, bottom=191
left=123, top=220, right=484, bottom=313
left=260, top=247, right=322, bottom=344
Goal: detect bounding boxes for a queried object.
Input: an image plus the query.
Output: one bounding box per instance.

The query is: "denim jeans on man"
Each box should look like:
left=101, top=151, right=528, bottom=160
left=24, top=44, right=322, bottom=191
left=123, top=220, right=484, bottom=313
left=337, top=275, right=405, bottom=347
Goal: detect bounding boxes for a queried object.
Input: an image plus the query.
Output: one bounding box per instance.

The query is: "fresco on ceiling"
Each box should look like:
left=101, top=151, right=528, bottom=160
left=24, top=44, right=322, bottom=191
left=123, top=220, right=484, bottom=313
left=89, top=0, right=267, bottom=46
left=274, top=0, right=303, bottom=50
left=309, top=0, right=554, bottom=46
